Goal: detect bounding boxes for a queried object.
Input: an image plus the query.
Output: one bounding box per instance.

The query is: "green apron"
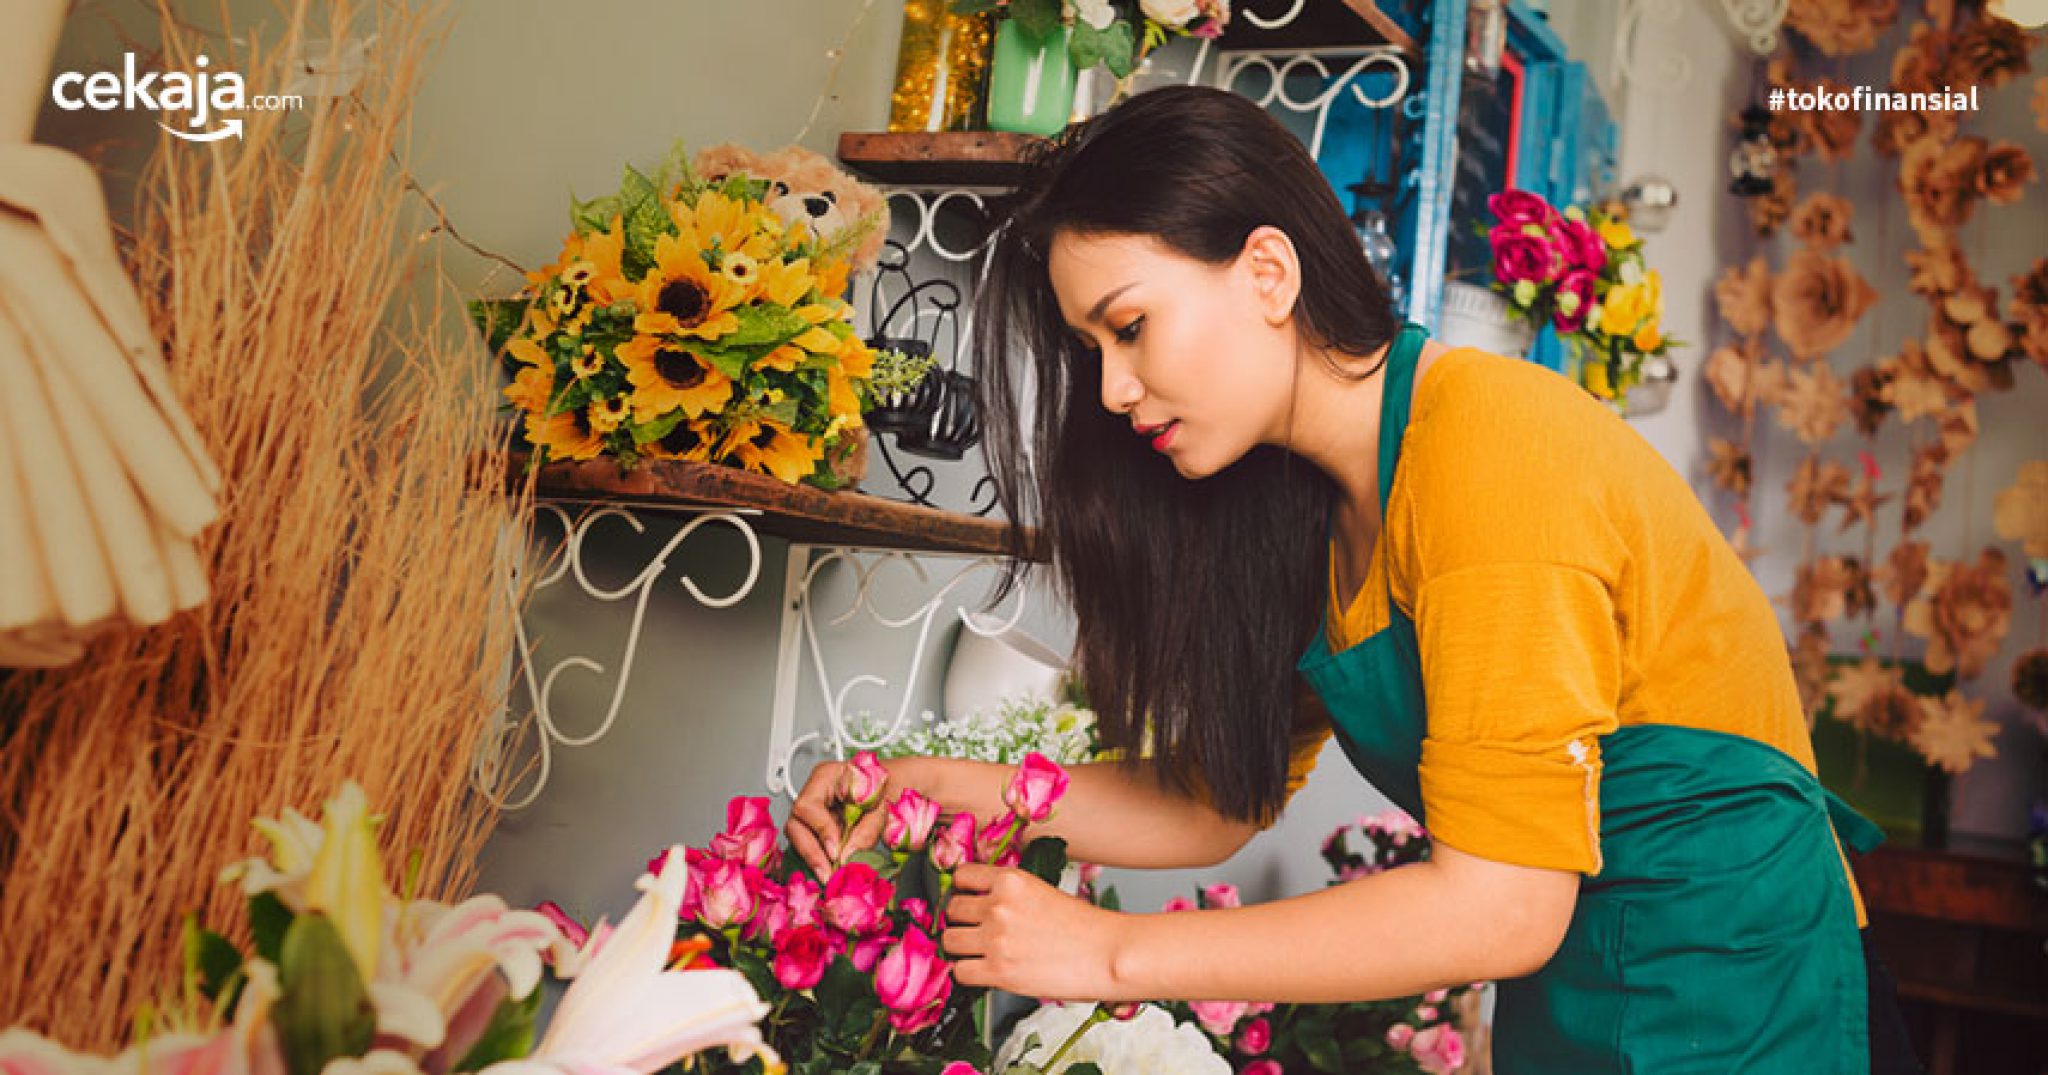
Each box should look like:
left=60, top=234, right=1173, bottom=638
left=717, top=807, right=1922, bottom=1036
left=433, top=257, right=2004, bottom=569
left=1295, top=323, right=1885, bottom=1073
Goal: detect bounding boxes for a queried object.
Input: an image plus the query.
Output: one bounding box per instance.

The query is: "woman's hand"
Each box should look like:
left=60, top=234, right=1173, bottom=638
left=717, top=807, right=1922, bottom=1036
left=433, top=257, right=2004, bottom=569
left=785, top=754, right=927, bottom=879
left=942, top=861, right=1125, bottom=1002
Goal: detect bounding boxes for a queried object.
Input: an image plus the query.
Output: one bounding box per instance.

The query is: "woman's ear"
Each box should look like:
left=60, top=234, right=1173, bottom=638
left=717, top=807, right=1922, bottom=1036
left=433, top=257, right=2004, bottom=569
left=1240, top=225, right=1302, bottom=325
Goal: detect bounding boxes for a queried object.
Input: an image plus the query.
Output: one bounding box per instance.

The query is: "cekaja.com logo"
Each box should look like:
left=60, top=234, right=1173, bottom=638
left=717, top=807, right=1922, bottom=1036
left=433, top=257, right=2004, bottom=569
left=50, top=54, right=301, bottom=142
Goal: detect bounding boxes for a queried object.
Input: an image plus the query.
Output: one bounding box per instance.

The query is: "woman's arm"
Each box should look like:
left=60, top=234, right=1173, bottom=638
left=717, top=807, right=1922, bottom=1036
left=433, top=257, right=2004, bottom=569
left=943, top=842, right=1579, bottom=1003
left=785, top=755, right=1259, bottom=876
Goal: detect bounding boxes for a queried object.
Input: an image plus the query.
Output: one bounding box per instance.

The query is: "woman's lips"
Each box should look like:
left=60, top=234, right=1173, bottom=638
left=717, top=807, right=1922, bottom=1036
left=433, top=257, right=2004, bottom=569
left=1149, top=420, right=1179, bottom=453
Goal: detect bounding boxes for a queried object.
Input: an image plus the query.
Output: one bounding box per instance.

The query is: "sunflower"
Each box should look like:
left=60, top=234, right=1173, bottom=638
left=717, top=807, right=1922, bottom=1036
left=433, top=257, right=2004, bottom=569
left=504, top=360, right=554, bottom=415
left=648, top=417, right=718, bottom=463
left=634, top=231, right=744, bottom=341
left=527, top=407, right=604, bottom=462
left=673, top=191, right=780, bottom=263
left=724, top=418, right=824, bottom=485
left=571, top=345, right=606, bottom=380
left=617, top=335, right=734, bottom=421
left=759, top=256, right=815, bottom=308
left=589, top=395, right=630, bottom=434
left=721, top=252, right=763, bottom=292
left=580, top=217, right=631, bottom=304
left=756, top=344, right=806, bottom=373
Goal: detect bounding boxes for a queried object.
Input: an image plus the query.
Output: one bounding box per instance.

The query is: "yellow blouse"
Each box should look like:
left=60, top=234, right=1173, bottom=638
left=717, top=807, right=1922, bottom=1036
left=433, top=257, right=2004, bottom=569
left=1280, top=347, right=1864, bottom=922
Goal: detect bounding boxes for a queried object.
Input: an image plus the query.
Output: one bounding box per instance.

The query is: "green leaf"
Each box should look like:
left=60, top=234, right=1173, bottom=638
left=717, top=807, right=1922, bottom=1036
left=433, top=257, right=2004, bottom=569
left=548, top=380, right=594, bottom=417
left=631, top=409, right=686, bottom=446
left=1296, top=1017, right=1342, bottom=1073
left=271, top=914, right=375, bottom=1075
left=1066, top=1065, right=1104, bottom=1075
left=815, top=955, right=879, bottom=1044
left=1011, top=0, right=1064, bottom=39
left=469, top=298, right=530, bottom=362
left=184, top=918, right=243, bottom=1004
left=848, top=1064, right=882, bottom=1075
left=248, top=892, right=293, bottom=965
left=950, top=0, right=1003, bottom=14
left=1101, top=21, right=1139, bottom=79
left=1097, top=885, right=1122, bottom=913
left=1018, top=836, right=1068, bottom=888
left=452, top=988, right=541, bottom=1073
left=760, top=398, right=802, bottom=427
left=696, top=346, right=753, bottom=382
left=843, top=847, right=894, bottom=872
left=725, top=305, right=811, bottom=350
left=729, top=946, right=779, bottom=1001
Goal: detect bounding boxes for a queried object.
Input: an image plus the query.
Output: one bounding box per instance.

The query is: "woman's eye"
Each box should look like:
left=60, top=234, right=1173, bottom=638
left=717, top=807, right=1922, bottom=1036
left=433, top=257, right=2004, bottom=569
left=1112, top=316, right=1144, bottom=344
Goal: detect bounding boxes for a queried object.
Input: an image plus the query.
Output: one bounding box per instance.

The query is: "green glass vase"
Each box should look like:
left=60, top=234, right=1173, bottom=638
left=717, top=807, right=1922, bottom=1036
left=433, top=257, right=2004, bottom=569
left=986, top=20, right=1075, bottom=137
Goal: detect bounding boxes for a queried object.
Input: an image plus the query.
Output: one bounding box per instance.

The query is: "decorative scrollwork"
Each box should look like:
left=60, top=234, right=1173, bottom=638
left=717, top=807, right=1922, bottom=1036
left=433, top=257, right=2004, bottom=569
left=475, top=504, right=764, bottom=810
left=1213, top=48, right=1412, bottom=159
left=765, top=549, right=1034, bottom=796
left=1718, top=0, right=1790, bottom=55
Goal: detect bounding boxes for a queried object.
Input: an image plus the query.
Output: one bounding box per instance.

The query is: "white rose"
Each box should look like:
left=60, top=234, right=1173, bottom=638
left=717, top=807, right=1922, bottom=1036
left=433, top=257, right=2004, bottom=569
left=1140, top=0, right=1203, bottom=26
left=1069, top=0, right=1118, bottom=30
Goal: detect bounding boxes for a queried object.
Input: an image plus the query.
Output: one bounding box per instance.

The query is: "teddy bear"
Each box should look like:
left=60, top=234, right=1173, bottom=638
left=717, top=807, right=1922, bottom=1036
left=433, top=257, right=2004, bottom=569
left=692, top=142, right=890, bottom=273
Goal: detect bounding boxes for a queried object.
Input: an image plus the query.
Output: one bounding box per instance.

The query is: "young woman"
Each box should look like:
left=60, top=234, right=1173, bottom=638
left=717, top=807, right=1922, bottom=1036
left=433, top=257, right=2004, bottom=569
left=787, top=87, right=1919, bottom=1073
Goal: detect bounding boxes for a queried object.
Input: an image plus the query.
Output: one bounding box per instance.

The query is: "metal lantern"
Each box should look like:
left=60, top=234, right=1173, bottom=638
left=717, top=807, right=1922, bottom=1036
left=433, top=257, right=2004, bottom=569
left=893, top=368, right=982, bottom=460
left=1624, top=353, right=1679, bottom=418
left=862, top=336, right=936, bottom=435
left=1728, top=104, right=1777, bottom=198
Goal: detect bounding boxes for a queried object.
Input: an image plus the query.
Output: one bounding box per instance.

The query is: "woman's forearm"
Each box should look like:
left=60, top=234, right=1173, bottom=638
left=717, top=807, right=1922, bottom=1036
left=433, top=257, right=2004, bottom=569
left=1105, top=848, right=1579, bottom=1003
left=896, top=756, right=1260, bottom=869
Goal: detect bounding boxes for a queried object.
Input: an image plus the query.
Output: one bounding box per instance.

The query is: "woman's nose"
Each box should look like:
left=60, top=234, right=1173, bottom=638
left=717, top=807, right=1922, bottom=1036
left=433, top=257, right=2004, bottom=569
left=1099, top=354, right=1143, bottom=416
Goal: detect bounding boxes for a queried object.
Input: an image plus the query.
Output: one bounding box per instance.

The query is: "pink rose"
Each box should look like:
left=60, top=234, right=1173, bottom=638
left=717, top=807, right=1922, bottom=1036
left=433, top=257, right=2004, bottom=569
left=839, top=751, right=889, bottom=809
left=1553, top=268, right=1598, bottom=333
left=1161, top=896, right=1196, bottom=913
left=941, top=1065, right=984, bottom=1075
left=1487, top=188, right=1557, bottom=228
left=534, top=900, right=588, bottom=949
left=1247, top=1002, right=1275, bottom=1016
left=1242, top=1061, right=1283, bottom=1075
left=1106, top=1001, right=1144, bottom=1020
left=1237, top=1017, right=1272, bottom=1055
left=772, top=924, right=832, bottom=990
left=1385, top=1023, right=1416, bottom=1050
left=822, top=862, right=893, bottom=935
left=1200, top=882, right=1242, bottom=910
left=875, top=928, right=953, bottom=1031
left=975, top=813, right=1021, bottom=867
left=743, top=876, right=785, bottom=942
left=1078, top=862, right=1103, bottom=887
left=1554, top=218, right=1607, bottom=273
left=885, top=789, right=941, bottom=852
left=710, top=796, right=780, bottom=869
left=1410, top=1025, right=1466, bottom=1074
left=1003, top=752, right=1071, bottom=823
left=931, top=813, right=975, bottom=871
left=1416, top=1005, right=1439, bottom=1021
left=693, top=857, right=758, bottom=930
left=848, top=928, right=892, bottom=973
left=1191, top=1000, right=1250, bottom=1037
left=646, top=848, right=671, bottom=877
left=902, top=897, right=934, bottom=932
left=1424, top=988, right=1449, bottom=1004
left=1490, top=226, right=1561, bottom=287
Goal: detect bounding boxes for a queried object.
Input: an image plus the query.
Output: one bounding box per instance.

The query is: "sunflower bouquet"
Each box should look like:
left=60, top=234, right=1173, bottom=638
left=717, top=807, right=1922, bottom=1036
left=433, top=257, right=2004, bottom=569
left=479, top=143, right=885, bottom=487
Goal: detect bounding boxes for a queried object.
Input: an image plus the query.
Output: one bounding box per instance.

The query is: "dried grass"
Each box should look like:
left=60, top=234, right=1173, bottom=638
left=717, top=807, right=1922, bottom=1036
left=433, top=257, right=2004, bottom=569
left=0, top=0, right=533, bottom=1047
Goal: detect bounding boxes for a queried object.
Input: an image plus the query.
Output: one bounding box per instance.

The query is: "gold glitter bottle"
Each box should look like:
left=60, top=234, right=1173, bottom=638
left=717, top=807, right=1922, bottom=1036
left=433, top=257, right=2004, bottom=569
left=887, top=1, right=995, bottom=133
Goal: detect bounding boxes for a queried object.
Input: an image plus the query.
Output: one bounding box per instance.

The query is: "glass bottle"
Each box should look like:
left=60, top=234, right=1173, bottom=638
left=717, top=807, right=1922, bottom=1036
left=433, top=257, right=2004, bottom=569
left=888, top=2, right=996, bottom=133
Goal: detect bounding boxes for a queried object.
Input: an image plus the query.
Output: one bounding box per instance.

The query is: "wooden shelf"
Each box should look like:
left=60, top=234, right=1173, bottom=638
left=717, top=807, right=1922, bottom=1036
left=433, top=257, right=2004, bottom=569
left=512, top=453, right=1046, bottom=561
left=837, top=131, right=1045, bottom=187
left=1216, top=0, right=1418, bottom=56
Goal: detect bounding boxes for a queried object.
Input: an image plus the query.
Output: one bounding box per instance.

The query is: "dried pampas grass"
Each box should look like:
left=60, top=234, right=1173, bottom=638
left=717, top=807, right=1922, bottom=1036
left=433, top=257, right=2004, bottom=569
left=0, top=0, right=533, bottom=1048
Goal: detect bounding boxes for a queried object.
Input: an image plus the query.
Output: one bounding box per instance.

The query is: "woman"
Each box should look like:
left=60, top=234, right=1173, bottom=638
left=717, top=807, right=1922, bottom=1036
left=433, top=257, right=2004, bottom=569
left=788, top=87, right=1919, bottom=1073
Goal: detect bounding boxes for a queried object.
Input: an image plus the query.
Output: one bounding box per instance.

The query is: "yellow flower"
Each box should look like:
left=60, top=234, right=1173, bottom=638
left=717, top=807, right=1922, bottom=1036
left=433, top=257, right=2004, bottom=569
left=304, top=782, right=388, bottom=978
left=528, top=408, right=605, bottom=461
left=1633, top=321, right=1664, bottom=352
left=836, top=334, right=876, bottom=380
left=827, top=367, right=864, bottom=422
left=673, top=191, right=754, bottom=256
left=504, top=362, right=554, bottom=414
left=1598, top=218, right=1638, bottom=249
left=723, top=418, right=824, bottom=485
left=793, top=324, right=843, bottom=355
left=756, top=345, right=806, bottom=373
left=1599, top=281, right=1653, bottom=337
left=634, top=231, right=743, bottom=342
left=648, top=417, right=718, bottom=463
left=590, top=395, right=630, bottom=433
left=722, top=252, right=762, bottom=292
left=759, top=257, right=814, bottom=308
left=572, top=345, right=605, bottom=380
left=581, top=217, right=631, bottom=304
left=618, top=335, right=735, bottom=421
left=1583, top=358, right=1614, bottom=399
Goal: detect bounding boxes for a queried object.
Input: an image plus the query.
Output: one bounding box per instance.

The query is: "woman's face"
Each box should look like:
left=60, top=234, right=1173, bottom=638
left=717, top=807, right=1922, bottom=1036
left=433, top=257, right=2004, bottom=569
left=1047, top=228, right=1300, bottom=479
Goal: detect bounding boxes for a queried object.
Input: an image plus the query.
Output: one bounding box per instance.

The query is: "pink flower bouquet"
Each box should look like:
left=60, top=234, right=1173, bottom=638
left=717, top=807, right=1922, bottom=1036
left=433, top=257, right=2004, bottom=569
left=1484, top=188, right=1677, bottom=410
left=609, top=752, right=1077, bottom=1074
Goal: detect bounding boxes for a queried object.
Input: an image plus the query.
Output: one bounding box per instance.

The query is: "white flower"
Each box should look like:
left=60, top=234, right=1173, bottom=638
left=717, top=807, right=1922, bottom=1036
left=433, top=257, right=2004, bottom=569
left=997, top=1003, right=1231, bottom=1075
left=1140, top=0, right=1203, bottom=27
left=1069, top=0, right=1119, bottom=30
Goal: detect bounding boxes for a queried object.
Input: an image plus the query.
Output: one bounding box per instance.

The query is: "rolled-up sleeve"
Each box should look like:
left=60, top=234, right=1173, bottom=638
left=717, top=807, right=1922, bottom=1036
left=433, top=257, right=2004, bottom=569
left=1413, top=561, right=1621, bottom=875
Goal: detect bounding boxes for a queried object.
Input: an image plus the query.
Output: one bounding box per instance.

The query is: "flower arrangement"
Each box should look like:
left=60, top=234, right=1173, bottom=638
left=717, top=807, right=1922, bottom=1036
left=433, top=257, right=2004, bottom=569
left=994, top=1002, right=1230, bottom=1074
left=1066, top=810, right=1482, bottom=1075
left=586, top=752, right=1077, bottom=1074
left=477, top=143, right=886, bottom=487
left=850, top=696, right=1102, bottom=768
left=952, top=0, right=1230, bottom=79
left=1484, top=188, right=1675, bottom=411
left=0, top=783, right=775, bottom=1075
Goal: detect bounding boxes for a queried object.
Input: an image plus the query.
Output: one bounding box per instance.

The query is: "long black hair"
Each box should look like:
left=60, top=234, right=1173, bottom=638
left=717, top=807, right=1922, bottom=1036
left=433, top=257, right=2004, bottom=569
left=974, top=86, right=1401, bottom=824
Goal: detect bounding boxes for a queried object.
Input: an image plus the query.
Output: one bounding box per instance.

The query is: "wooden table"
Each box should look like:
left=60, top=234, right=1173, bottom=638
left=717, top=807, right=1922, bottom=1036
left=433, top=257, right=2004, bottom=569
left=1851, top=840, right=2048, bottom=1074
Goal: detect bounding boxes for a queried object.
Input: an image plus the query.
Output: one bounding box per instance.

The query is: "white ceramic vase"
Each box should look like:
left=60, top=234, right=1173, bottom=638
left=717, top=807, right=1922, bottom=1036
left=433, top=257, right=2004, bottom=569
left=1436, top=279, right=1536, bottom=359
left=942, top=610, right=1067, bottom=721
